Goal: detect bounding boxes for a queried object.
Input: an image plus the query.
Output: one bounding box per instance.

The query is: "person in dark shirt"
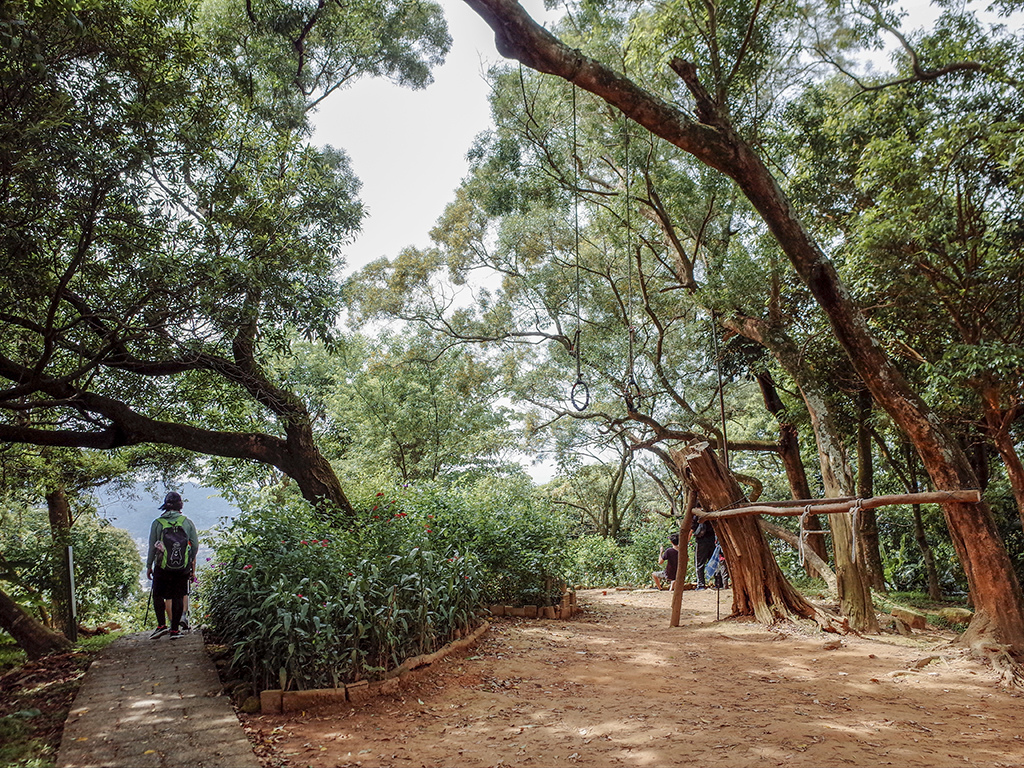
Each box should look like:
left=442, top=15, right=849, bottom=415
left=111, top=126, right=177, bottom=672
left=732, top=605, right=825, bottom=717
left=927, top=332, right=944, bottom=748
left=692, top=517, right=717, bottom=590
left=651, top=533, right=680, bottom=590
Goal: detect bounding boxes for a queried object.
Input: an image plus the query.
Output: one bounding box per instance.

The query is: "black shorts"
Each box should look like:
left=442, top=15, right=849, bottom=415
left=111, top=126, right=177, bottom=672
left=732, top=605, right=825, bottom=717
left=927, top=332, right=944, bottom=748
left=152, top=568, right=190, bottom=600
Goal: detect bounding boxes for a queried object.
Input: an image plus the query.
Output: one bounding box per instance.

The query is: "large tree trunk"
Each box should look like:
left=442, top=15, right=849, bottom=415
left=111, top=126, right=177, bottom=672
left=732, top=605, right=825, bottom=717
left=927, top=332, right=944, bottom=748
left=678, top=443, right=821, bottom=625
left=729, top=316, right=876, bottom=631
left=46, top=486, right=76, bottom=639
left=464, top=0, right=1024, bottom=655
left=857, top=390, right=886, bottom=593
left=804, top=387, right=878, bottom=633
left=0, top=586, right=72, bottom=659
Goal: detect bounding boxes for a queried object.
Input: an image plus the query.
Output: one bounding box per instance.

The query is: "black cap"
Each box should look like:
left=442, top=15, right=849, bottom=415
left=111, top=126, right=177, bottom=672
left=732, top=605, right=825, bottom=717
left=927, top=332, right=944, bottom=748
left=159, top=491, right=183, bottom=510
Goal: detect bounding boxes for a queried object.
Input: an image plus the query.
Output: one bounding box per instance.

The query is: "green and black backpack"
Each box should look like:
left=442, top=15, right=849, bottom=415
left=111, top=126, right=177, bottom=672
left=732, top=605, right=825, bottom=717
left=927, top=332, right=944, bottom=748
left=156, top=515, right=191, bottom=571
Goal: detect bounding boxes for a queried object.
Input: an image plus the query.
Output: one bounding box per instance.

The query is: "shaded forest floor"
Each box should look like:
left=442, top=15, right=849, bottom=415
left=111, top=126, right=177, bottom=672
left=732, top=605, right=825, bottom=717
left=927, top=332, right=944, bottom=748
left=242, top=588, right=1024, bottom=768
left=0, top=643, right=100, bottom=767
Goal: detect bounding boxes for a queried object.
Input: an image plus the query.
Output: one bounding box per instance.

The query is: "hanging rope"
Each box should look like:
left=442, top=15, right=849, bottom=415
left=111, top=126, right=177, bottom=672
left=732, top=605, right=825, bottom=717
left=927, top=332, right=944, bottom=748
left=850, top=497, right=862, bottom=563
left=710, top=309, right=729, bottom=469
left=621, top=91, right=642, bottom=410
left=798, top=505, right=811, bottom=567
left=569, top=84, right=589, bottom=412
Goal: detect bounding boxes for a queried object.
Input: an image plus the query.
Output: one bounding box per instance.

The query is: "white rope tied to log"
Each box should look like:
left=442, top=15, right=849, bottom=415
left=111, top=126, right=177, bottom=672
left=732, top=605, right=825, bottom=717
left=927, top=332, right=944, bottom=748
left=850, top=497, right=863, bottom=563
left=799, top=505, right=812, bottom=567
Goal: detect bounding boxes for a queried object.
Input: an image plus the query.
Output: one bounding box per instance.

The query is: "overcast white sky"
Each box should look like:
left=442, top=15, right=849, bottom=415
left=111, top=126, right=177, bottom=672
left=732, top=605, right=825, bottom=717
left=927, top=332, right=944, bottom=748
left=311, top=0, right=561, bottom=276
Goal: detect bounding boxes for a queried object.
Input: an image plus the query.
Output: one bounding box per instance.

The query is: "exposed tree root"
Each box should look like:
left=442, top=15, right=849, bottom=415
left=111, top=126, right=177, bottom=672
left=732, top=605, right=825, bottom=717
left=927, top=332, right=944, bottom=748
left=967, top=640, right=1024, bottom=688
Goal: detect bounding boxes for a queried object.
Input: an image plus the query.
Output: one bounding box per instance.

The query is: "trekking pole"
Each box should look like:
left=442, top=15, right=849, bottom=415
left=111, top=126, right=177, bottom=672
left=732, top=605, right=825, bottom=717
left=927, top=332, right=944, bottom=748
left=144, top=590, right=152, bottom=627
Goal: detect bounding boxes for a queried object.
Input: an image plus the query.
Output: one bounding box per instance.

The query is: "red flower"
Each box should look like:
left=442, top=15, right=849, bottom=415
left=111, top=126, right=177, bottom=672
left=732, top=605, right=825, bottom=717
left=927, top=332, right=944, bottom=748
left=426, top=528, right=432, bottom=533
left=376, top=492, right=384, bottom=496
left=348, top=572, right=354, bottom=577
left=297, top=593, right=304, bottom=598
left=300, top=540, right=308, bottom=545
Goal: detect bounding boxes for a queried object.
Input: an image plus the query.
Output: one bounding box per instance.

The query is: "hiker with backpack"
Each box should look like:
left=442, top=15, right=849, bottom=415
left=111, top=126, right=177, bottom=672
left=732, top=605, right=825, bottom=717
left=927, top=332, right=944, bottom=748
left=147, top=491, right=198, bottom=640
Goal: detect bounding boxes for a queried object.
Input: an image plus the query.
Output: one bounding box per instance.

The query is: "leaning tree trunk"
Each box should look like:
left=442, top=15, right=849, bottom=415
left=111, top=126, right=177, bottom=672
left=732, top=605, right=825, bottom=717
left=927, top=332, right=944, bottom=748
left=731, top=315, right=877, bottom=631
left=462, top=0, right=1024, bottom=657
left=679, top=443, right=822, bottom=625
left=857, top=390, right=887, bottom=593
left=0, top=586, right=71, bottom=659
left=756, top=373, right=828, bottom=577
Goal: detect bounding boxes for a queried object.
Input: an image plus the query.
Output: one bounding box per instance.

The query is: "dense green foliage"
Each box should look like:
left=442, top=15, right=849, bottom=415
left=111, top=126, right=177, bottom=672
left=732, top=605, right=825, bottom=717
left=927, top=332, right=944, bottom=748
left=0, top=506, right=140, bottom=624
left=200, top=476, right=567, bottom=691
left=0, top=0, right=449, bottom=511
left=566, top=521, right=671, bottom=588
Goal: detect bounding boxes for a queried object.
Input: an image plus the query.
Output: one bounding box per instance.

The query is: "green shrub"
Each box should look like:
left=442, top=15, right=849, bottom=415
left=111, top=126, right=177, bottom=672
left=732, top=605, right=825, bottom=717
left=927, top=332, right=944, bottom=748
left=566, top=535, right=626, bottom=587
left=566, top=521, right=681, bottom=588
left=199, top=476, right=566, bottom=692
left=0, top=508, right=140, bottom=624
left=200, top=498, right=482, bottom=692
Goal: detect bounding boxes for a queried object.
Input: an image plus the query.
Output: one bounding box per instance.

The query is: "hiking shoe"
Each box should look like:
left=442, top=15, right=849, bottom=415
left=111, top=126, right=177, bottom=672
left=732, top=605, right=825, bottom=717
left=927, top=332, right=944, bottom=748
left=179, top=616, right=189, bottom=631
left=151, top=625, right=169, bottom=639
left=169, top=630, right=182, bottom=639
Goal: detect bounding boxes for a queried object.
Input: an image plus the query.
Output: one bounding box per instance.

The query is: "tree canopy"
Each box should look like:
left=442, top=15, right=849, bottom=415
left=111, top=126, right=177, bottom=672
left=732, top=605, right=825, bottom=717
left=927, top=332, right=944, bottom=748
left=0, top=0, right=449, bottom=512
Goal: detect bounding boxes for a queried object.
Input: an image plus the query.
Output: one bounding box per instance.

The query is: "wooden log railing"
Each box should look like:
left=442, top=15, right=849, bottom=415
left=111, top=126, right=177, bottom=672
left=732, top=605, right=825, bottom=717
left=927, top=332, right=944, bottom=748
left=697, top=490, right=982, bottom=521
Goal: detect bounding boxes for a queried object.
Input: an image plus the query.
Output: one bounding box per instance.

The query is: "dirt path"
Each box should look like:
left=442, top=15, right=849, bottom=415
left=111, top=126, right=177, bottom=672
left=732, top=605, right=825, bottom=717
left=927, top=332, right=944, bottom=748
left=241, top=588, right=1024, bottom=768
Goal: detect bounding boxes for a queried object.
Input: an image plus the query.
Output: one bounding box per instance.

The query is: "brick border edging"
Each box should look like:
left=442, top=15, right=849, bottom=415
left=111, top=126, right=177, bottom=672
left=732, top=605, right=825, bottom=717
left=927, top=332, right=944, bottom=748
left=259, top=620, right=491, bottom=714
left=489, top=589, right=581, bottom=619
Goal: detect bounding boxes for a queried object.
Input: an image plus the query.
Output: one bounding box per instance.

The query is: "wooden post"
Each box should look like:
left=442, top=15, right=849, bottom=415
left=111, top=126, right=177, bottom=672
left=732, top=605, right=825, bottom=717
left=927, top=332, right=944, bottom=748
left=670, top=490, right=696, bottom=627
left=64, top=546, right=78, bottom=643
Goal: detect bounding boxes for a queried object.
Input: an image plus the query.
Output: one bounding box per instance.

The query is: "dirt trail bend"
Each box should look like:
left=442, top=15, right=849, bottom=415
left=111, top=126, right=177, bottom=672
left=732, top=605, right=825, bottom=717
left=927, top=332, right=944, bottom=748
left=243, top=588, right=1024, bottom=768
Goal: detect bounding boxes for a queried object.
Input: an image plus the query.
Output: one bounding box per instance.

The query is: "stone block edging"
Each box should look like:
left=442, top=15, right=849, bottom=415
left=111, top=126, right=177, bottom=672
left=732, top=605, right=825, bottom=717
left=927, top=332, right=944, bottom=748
left=488, top=590, right=581, bottom=620
left=260, top=621, right=491, bottom=714
left=488, top=604, right=582, bottom=619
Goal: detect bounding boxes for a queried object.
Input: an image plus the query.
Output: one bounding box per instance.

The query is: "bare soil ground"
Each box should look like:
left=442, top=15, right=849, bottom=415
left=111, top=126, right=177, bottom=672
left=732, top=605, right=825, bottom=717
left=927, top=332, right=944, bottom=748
left=0, top=646, right=95, bottom=767
left=241, top=588, right=1024, bottom=768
